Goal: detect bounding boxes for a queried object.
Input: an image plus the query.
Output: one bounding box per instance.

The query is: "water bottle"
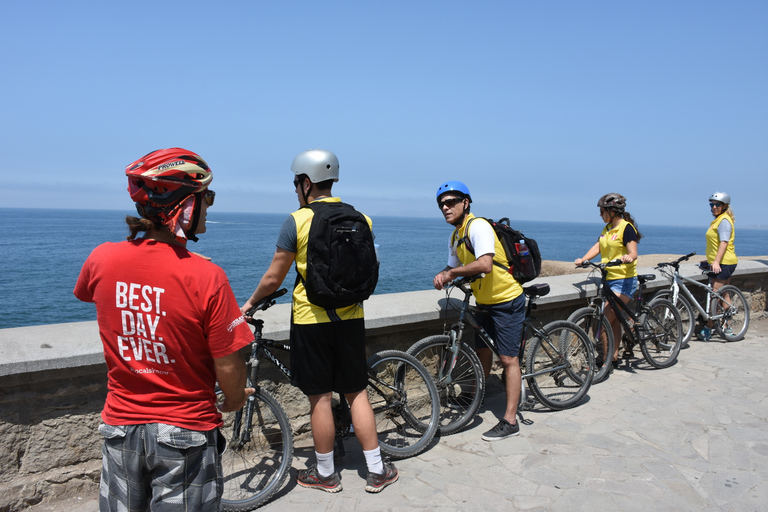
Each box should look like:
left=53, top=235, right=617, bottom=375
left=515, top=239, right=535, bottom=276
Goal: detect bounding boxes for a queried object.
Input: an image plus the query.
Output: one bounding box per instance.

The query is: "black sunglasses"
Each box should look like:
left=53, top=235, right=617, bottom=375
left=709, top=202, right=723, bottom=208
left=438, top=197, right=465, bottom=209
left=203, top=189, right=215, bottom=206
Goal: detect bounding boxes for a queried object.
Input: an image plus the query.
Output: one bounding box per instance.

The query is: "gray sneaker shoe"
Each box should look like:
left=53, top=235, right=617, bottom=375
left=297, top=464, right=342, bottom=493
left=481, top=419, right=519, bottom=441
left=365, top=461, right=399, bottom=493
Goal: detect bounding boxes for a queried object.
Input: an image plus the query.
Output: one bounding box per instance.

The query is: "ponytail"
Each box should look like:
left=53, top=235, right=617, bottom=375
left=125, top=215, right=163, bottom=240
left=622, top=212, right=643, bottom=240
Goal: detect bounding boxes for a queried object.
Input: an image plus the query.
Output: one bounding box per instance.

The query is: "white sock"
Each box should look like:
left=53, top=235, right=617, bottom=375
left=315, top=450, right=334, bottom=478
left=363, top=447, right=383, bottom=474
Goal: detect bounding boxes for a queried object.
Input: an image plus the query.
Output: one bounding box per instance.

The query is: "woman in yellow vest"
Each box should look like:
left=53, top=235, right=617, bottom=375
left=575, top=193, right=642, bottom=372
left=699, top=192, right=738, bottom=340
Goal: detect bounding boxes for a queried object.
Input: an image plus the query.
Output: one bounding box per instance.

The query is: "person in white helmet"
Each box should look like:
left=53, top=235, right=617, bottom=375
left=241, top=149, right=397, bottom=494
left=698, top=192, right=738, bottom=340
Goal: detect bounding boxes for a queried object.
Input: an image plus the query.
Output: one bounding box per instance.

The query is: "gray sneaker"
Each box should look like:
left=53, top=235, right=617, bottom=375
left=481, top=418, right=519, bottom=441
left=365, top=461, right=399, bottom=493
left=297, top=464, right=342, bottom=493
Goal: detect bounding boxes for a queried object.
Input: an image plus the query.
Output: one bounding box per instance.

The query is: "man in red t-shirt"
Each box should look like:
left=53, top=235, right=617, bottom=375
left=74, top=148, right=254, bottom=512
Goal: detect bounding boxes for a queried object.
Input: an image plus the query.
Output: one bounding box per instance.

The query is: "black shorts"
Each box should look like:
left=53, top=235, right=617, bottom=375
left=290, top=318, right=368, bottom=396
left=712, top=263, right=737, bottom=280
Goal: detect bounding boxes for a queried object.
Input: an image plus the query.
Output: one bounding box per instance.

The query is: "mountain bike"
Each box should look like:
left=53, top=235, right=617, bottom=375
left=218, top=289, right=440, bottom=511
left=568, top=260, right=683, bottom=372
left=654, top=252, right=750, bottom=343
left=406, top=275, right=594, bottom=435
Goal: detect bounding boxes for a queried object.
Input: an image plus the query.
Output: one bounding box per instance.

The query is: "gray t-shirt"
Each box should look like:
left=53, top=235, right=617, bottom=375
left=717, top=218, right=732, bottom=242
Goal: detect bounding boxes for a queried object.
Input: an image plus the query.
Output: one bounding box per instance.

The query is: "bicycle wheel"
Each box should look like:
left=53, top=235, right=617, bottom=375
left=406, top=335, right=485, bottom=435
left=220, top=389, right=294, bottom=511
left=639, top=298, right=683, bottom=369
left=712, top=285, right=750, bottom=342
left=654, top=290, right=695, bottom=345
left=525, top=320, right=594, bottom=410
left=567, top=307, right=614, bottom=384
left=367, top=350, right=440, bottom=459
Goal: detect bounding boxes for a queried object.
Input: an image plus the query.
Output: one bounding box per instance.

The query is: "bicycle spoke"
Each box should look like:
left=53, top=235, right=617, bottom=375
left=220, top=390, right=293, bottom=510
left=367, top=351, right=439, bottom=459
left=525, top=321, right=593, bottom=410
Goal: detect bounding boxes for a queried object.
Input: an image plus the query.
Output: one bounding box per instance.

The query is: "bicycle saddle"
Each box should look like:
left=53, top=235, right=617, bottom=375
left=523, top=283, right=550, bottom=297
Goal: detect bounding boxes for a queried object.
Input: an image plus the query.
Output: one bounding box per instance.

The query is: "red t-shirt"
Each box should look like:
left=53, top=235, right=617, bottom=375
left=74, top=239, right=253, bottom=430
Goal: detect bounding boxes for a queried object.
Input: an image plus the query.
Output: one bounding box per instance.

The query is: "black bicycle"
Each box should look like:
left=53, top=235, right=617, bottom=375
left=568, top=260, right=683, bottom=374
left=218, top=289, right=440, bottom=511
left=406, top=275, right=594, bottom=435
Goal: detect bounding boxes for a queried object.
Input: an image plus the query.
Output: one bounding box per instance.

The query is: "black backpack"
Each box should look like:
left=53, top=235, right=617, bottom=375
left=299, top=201, right=379, bottom=310
left=454, top=217, right=542, bottom=284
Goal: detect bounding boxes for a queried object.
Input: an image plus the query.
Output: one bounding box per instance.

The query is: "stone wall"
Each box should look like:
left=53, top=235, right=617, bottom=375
left=1, top=261, right=766, bottom=511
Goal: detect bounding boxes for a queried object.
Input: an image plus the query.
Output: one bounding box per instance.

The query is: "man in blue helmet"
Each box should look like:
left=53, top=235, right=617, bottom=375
left=433, top=181, right=525, bottom=441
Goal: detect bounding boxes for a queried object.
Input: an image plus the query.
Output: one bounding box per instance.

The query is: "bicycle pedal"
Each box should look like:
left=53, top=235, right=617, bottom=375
left=519, top=398, right=537, bottom=411
left=622, top=350, right=633, bottom=359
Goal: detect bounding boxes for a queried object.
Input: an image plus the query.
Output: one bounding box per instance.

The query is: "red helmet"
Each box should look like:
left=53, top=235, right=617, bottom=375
left=126, top=148, right=212, bottom=208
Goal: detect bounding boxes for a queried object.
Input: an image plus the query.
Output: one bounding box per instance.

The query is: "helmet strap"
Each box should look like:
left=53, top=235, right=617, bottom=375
left=452, top=200, right=470, bottom=227
left=300, top=176, right=314, bottom=206
left=184, top=194, right=203, bottom=243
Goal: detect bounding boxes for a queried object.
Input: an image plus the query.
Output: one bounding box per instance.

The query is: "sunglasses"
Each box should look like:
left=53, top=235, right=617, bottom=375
left=203, top=189, right=215, bottom=206
left=709, top=202, right=723, bottom=208
left=438, top=197, right=465, bottom=209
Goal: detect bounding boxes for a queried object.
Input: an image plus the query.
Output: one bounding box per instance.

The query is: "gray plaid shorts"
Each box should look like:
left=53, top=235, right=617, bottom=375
left=98, top=422, right=224, bottom=512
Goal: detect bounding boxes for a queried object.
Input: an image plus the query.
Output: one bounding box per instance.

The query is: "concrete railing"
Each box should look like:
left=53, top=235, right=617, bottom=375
left=1, top=260, right=766, bottom=511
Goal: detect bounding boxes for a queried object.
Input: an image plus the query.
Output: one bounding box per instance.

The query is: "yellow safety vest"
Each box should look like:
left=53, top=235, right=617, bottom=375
left=706, top=213, right=738, bottom=265
left=599, top=219, right=637, bottom=281
left=290, top=197, right=368, bottom=324
left=451, top=214, right=522, bottom=305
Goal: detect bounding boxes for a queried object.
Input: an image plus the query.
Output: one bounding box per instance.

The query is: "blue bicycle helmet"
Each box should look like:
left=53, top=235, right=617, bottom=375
left=436, top=181, right=472, bottom=203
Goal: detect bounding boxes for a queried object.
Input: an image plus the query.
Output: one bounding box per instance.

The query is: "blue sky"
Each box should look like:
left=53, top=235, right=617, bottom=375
left=1, top=1, right=766, bottom=227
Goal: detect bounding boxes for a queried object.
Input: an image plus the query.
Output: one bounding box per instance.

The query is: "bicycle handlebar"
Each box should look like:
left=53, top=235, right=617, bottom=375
left=655, top=252, right=696, bottom=269
left=447, top=273, right=485, bottom=288
left=576, top=259, right=623, bottom=271
left=245, top=288, right=288, bottom=317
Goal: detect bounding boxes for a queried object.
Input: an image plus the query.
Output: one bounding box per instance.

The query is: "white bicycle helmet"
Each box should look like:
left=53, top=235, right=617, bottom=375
left=709, top=192, right=731, bottom=205
left=291, top=149, right=340, bottom=183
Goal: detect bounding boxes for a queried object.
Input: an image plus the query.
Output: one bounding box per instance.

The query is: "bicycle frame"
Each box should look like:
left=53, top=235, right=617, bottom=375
left=442, top=279, right=570, bottom=383
left=587, top=263, right=647, bottom=347
left=666, top=269, right=727, bottom=323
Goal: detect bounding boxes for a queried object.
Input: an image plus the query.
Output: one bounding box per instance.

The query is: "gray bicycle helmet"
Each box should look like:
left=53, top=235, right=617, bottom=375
left=597, top=193, right=626, bottom=211
left=291, top=149, right=339, bottom=183
left=709, top=191, right=731, bottom=205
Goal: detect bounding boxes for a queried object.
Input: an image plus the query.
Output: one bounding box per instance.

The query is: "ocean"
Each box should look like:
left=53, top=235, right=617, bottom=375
left=1, top=208, right=766, bottom=330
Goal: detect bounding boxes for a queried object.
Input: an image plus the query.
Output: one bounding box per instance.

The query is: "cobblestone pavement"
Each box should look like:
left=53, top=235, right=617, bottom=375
left=29, top=315, right=768, bottom=512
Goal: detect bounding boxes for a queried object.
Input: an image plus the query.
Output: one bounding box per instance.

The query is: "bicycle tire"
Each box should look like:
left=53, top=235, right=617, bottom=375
left=406, top=335, right=485, bottom=435
left=220, top=388, right=294, bottom=511
left=367, top=350, right=440, bottom=459
left=525, top=320, right=594, bottom=410
left=639, top=298, right=683, bottom=369
left=712, top=285, right=750, bottom=342
left=567, top=307, right=615, bottom=384
left=653, top=290, right=695, bottom=345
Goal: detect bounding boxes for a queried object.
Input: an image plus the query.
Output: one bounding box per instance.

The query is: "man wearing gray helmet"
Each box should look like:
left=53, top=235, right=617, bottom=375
left=241, top=149, right=397, bottom=494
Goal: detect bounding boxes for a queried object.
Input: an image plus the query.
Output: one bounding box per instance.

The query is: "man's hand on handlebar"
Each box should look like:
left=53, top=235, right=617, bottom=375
left=218, top=387, right=256, bottom=412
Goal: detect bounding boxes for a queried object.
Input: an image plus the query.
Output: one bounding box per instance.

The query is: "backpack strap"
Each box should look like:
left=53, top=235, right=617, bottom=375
left=453, top=217, right=510, bottom=272
left=452, top=217, right=477, bottom=255
left=295, top=200, right=346, bottom=321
